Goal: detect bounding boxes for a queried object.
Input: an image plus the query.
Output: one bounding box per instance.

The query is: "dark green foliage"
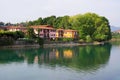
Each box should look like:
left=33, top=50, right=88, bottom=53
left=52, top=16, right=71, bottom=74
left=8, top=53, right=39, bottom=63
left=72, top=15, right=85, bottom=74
left=0, top=31, right=25, bottom=46
left=0, top=31, right=25, bottom=40
left=19, top=38, right=35, bottom=44
left=13, top=31, right=24, bottom=40
left=57, top=38, right=73, bottom=42
left=26, top=28, right=36, bottom=39
left=42, top=16, right=56, bottom=26
left=37, top=37, right=44, bottom=46
left=0, top=37, right=14, bottom=46
left=54, top=17, right=63, bottom=28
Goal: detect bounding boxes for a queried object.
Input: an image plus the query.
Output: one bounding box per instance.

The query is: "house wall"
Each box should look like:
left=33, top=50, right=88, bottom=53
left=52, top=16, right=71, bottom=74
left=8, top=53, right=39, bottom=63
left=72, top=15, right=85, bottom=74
left=63, top=31, right=73, bottom=38
left=49, top=30, right=56, bottom=39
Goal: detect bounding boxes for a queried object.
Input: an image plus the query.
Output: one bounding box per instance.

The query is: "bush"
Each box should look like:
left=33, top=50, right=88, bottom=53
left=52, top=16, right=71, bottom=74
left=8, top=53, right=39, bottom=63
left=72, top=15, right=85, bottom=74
left=0, top=37, right=14, bottom=46
left=57, top=38, right=73, bottom=42
left=37, top=38, right=44, bottom=46
left=86, top=35, right=93, bottom=42
left=79, top=39, right=85, bottom=43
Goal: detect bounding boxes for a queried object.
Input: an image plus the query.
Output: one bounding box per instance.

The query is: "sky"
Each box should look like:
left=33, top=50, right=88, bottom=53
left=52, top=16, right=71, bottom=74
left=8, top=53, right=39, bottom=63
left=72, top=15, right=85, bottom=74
left=0, top=0, right=120, bottom=27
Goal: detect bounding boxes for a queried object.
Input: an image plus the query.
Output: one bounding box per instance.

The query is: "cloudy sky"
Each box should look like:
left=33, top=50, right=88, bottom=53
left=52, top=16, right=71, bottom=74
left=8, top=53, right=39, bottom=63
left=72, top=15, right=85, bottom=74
left=0, top=0, right=120, bottom=27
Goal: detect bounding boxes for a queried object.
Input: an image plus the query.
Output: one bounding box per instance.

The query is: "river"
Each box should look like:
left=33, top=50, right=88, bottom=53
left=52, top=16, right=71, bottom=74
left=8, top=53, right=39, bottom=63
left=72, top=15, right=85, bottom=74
left=0, top=42, right=120, bottom=80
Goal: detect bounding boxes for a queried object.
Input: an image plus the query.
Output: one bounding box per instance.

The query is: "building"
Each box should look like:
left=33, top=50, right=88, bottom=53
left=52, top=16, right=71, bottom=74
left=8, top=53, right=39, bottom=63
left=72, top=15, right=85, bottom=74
left=6, top=25, right=79, bottom=39
left=56, top=29, right=78, bottom=39
left=56, top=29, right=64, bottom=38
left=63, top=29, right=78, bottom=39
left=6, top=26, right=27, bottom=33
left=31, top=25, right=56, bottom=39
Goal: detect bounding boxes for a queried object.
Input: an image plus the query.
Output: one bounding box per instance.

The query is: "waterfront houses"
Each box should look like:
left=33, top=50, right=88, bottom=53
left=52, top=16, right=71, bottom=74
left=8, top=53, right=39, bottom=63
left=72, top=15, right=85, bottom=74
left=6, top=25, right=78, bottom=39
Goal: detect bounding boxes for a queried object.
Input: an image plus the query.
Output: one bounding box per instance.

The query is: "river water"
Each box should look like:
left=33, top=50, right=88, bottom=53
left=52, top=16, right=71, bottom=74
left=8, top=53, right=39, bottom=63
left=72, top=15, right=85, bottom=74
left=0, top=42, right=120, bottom=80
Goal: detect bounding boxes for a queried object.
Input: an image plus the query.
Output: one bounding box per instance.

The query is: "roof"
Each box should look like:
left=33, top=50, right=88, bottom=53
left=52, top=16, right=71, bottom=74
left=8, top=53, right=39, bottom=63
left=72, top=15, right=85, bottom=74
left=6, top=26, right=27, bottom=29
left=56, top=29, right=64, bottom=31
left=30, top=25, right=55, bottom=30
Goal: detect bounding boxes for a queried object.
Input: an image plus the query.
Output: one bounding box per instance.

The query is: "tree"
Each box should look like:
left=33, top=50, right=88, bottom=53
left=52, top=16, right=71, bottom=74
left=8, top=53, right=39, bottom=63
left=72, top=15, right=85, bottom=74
left=70, top=13, right=111, bottom=41
left=60, top=16, right=70, bottom=29
left=54, top=17, right=63, bottom=28
left=0, top=22, right=4, bottom=26
left=27, top=28, right=36, bottom=39
left=42, top=15, right=56, bottom=26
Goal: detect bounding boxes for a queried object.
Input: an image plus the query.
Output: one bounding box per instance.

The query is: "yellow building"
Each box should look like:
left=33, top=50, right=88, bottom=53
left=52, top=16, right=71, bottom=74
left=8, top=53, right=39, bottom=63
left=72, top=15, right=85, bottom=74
left=56, top=29, right=64, bottom=38
left=63, top=29, right=78, bottom=38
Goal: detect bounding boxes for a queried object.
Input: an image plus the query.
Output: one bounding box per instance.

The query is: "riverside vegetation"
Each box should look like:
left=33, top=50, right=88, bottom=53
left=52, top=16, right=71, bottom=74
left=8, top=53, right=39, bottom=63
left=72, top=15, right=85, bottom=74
left=0, top=13, right=112, bottom=46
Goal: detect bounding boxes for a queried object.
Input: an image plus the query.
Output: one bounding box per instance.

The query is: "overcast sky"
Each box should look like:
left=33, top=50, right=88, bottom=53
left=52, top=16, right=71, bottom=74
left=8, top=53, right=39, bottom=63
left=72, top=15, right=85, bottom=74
left=0, top=0, right=120, bottom=27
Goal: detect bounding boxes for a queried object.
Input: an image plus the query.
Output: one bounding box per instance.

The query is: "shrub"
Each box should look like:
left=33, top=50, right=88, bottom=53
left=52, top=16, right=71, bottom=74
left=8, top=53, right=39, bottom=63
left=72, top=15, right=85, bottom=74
left=86, top=35, right=93, bottom=42
left=37, top=37, right=44, bottom=46
left=0, top=37, right=14, bottom=46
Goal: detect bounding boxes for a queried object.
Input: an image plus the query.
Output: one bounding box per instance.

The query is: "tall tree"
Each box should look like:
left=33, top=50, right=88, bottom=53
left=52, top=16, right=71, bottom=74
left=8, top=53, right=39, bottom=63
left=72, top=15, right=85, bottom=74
left=27, top=28, right=35, bottom=39
left=70, top=13, right=111, bottom=41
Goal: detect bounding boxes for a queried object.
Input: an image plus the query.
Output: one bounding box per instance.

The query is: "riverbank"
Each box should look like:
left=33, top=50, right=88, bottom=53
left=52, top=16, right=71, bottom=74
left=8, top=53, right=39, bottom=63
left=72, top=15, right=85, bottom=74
left=109, top=38, right=120, bottom=42
left=43, top=41, right=104, bottom=48
left=0, top=41, right=105, bottom=49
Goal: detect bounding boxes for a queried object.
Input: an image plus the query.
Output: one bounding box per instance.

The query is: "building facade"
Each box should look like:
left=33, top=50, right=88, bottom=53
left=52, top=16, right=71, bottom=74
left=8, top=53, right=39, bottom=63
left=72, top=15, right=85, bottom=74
left=31, top=25, right=56, bottom=39
left=63, top=29, right=78, bottom=38
left=6, top=26, right=27, bottom=33
left=6, top=25, right=78, bottom=39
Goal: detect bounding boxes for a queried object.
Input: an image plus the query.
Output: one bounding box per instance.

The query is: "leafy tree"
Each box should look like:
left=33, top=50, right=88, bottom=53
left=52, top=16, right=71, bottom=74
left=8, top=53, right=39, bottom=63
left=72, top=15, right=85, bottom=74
left=70, top=13, right=111, bottom=41
left=42, top=15, right=56, bottom=26
left=54, top=17, right=63, bottom=28
left=27, top=28, right=36, bottom=39
left=60, top=16, right=70, bottom=29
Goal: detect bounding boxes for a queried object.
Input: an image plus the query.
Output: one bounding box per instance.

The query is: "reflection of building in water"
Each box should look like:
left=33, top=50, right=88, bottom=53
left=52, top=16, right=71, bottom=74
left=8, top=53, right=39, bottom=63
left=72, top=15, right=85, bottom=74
left=49, top=49, right=56, bottom=60
left=55, top=49, right=73, bottom=59
left=39, top=48, right=57, bottom=63
left=63, top=50, right=73, bottom=58
left=55, top=50, right=59, bottom=59
left=34, top=56, right=38, bottom=64
left=38, top=48, right=74, bottom=63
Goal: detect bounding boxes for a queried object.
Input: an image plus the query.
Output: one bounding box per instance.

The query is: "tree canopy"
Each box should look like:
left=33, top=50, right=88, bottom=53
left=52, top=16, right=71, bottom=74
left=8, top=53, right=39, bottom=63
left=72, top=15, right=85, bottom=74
left=70, top=13, right=111, bottom=41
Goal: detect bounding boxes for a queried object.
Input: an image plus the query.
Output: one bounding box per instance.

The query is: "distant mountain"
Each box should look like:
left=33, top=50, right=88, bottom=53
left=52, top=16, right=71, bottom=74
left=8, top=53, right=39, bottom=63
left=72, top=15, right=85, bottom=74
left=110, top=26, right=120, bottom=32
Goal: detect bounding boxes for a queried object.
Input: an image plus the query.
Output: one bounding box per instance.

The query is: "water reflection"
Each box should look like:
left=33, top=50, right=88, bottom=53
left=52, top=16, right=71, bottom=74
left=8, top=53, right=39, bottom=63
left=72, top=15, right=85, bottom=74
left=0, top=43, right=111, bottom=71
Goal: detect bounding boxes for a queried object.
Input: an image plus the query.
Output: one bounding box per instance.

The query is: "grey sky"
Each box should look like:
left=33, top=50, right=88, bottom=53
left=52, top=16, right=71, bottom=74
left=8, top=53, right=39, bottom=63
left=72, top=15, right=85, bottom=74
left=0, top=0, right=120, bottom=27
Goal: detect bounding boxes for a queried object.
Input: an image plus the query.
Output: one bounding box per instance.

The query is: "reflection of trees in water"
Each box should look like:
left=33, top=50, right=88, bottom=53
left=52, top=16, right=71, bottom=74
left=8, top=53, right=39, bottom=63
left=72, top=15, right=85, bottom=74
left=0, top=49, right=24, bottom=63
left=37, top=44, right=111, bottom=71
left=72, top=44, right=111, bottom=70
left=0, top=43, right=111, bottom=71
left=110, top=41, right=120, bottom=47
